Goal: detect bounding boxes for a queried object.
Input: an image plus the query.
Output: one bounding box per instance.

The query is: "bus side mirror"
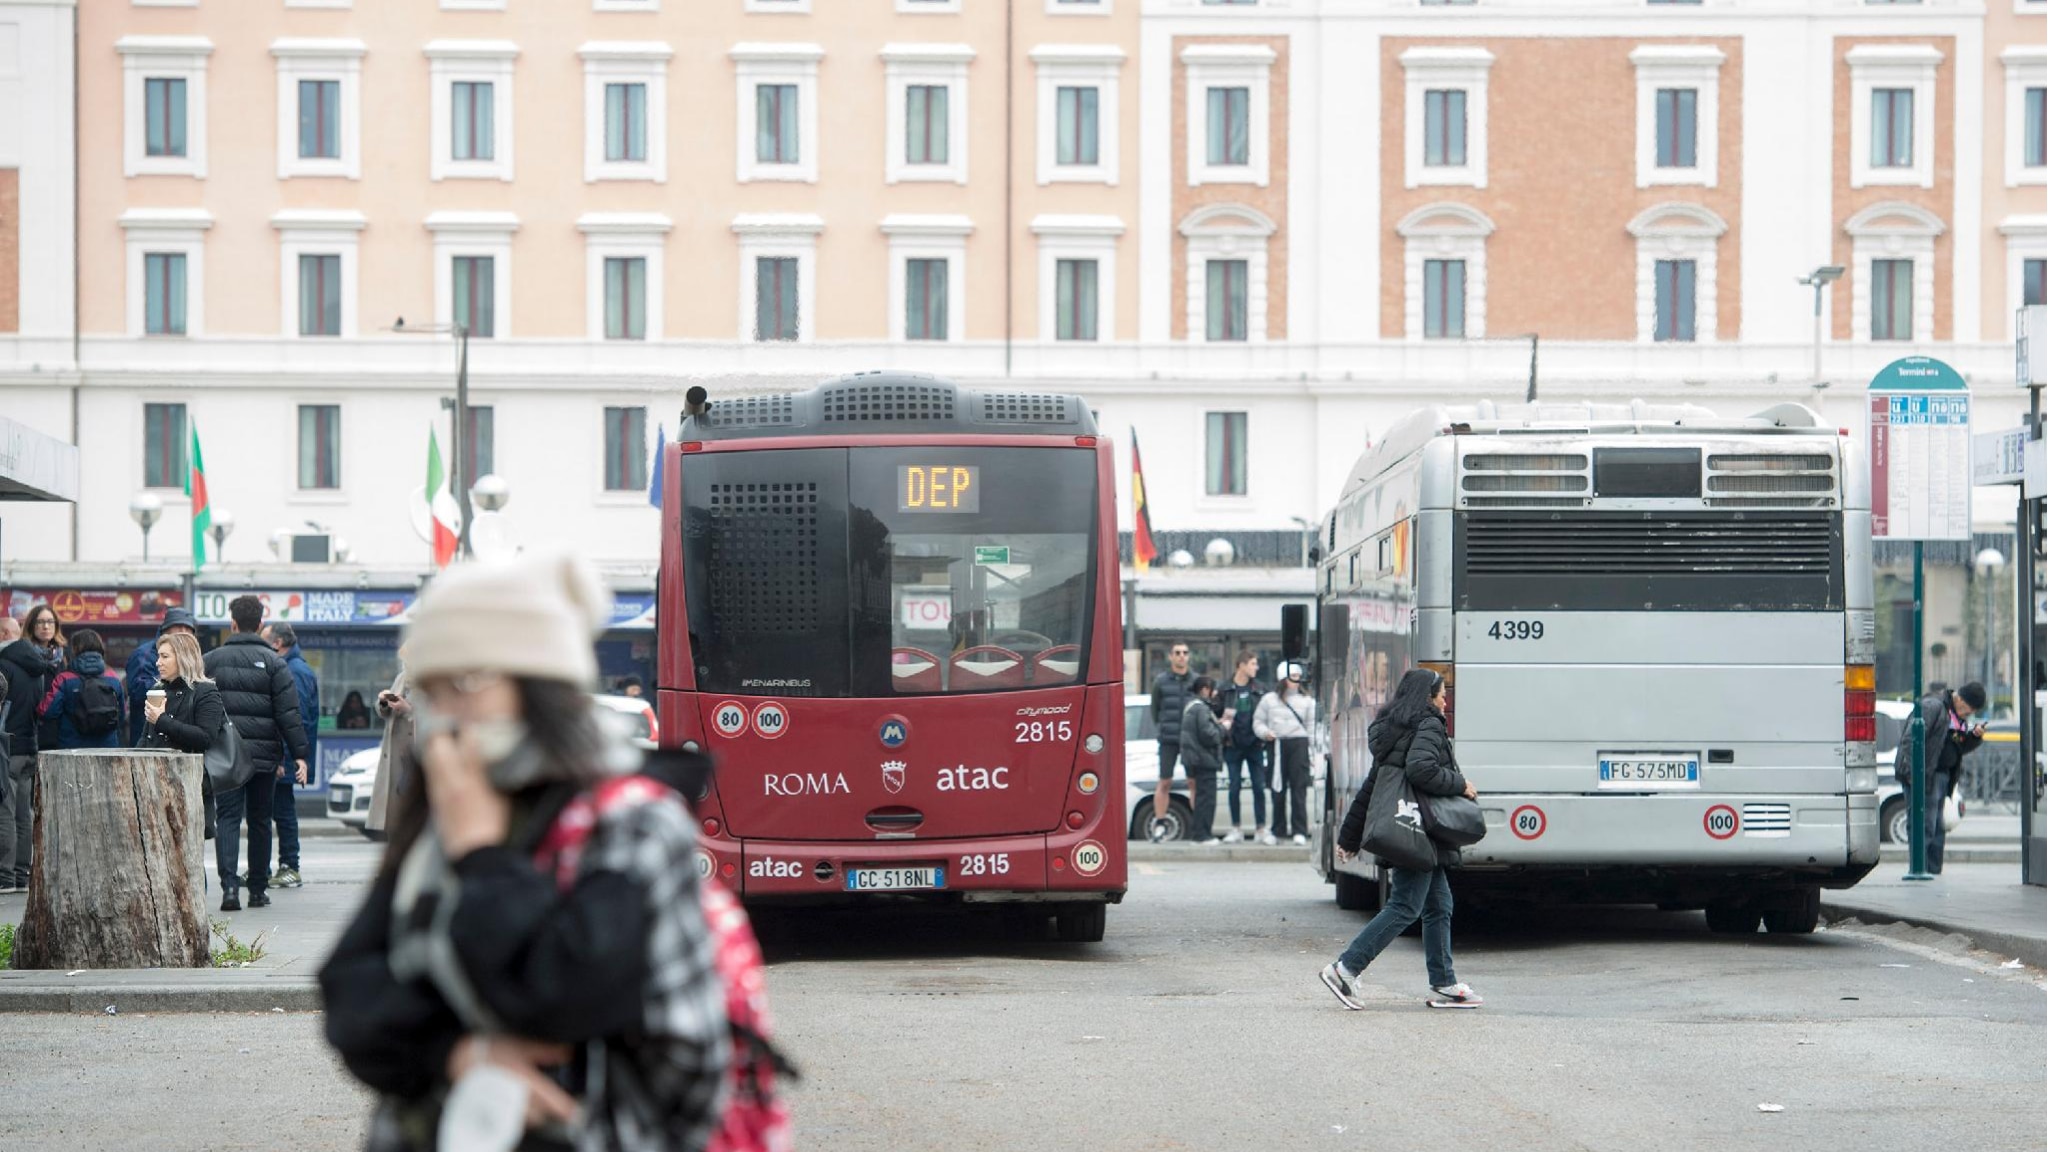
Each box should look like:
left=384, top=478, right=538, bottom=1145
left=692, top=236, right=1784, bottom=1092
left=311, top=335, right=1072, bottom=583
left=1281, top=604, right=1308, bottom=663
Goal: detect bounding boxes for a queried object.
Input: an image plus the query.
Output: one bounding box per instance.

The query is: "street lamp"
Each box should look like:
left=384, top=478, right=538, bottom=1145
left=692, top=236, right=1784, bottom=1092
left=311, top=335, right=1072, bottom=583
left=1978, top=547, right=2007, bottom=696
left=1798, top=266, right=1846, bottom=388
left=208, top=508, right=234, bottom=562
left=471, top=473, right=511, bottom=512
left=129, top=492, right=163, bottom=562
left=1288, top=516, right=1314, bottom=568
left=389, top=316, right=474, bottom=559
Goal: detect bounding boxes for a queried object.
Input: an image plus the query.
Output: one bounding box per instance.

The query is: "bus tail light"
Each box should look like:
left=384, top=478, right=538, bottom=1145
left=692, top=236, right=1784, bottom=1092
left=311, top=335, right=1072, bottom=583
left=1420, top=661, right=1456, bottom=737
left=1077, top=771, right=1099, bottom=795
left=1844, top=665, right=1877, bottom=743
left=1066, top=810, right=1085, bottom=829
left=702, top=817, right=722, bottom=838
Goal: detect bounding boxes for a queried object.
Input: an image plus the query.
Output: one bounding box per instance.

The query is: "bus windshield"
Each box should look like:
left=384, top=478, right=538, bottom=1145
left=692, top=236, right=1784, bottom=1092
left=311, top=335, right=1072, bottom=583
left=682, top=445, right=1097, bottom=697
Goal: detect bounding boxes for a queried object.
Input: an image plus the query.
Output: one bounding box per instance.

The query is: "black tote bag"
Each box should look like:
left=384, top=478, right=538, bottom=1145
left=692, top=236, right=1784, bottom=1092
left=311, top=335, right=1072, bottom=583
left=1360, top=758, right=1437, bottom=870
left=1418, top=793, right=1487, bottom=847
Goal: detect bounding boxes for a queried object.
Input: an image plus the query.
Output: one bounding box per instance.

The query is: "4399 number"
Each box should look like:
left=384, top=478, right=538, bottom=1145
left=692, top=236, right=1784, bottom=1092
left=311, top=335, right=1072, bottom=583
left=1486, top=620, right=1545, bottom=640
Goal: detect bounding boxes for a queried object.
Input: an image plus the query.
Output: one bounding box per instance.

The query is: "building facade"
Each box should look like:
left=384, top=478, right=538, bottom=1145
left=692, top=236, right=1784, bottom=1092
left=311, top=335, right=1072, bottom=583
left=0, top=0, right=2039, bottom=580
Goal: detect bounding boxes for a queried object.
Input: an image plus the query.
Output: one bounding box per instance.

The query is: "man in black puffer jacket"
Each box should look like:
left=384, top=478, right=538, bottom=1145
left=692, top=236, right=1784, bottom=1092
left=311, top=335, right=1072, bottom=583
left=203, top=595, right=312, bottom=911
left=1146, top=642, right=1198, bottom=840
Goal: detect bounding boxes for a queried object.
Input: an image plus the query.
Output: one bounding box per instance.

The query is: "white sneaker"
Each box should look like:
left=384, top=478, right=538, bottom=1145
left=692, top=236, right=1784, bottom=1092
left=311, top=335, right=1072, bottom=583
left=1258, top=831, right=1278, bottom=846
left=1291, top=833, right=1309, bottom=846
left=1221, top=829, right=1244, bottom=844
left=1195, top=837, right=1220, bottom=846
left=1147, top=819, right=1171, bottom=844
left=1319, top=963, right=1365, bottom=1011
left=1431, top=982, right=1483, bottom=1005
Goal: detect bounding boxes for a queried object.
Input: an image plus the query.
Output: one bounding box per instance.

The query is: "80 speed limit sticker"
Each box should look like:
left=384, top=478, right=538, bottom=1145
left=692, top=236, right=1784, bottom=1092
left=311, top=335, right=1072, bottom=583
left=711, top=701, right=749, bottom=738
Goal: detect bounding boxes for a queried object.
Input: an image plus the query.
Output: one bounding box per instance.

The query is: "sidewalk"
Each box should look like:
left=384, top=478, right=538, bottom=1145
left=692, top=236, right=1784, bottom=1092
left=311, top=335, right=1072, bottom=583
left=1822, top=861, right=2047, bottom=968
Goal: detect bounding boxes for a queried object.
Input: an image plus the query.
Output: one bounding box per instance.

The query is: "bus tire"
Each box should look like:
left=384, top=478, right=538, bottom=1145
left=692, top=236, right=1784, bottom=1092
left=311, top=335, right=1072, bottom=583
left=1335, top=869, right=1378, bottom=912
left=1053, top=902, right=1107, bottom=943
left=1704, top=901, right=1762, bottom=935
left=1761, top=888, right=1822, bottom=935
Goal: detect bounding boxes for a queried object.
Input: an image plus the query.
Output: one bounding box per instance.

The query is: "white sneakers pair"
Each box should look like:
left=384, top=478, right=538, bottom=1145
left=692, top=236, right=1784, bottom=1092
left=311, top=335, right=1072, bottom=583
left=1219, top=828, right=1285, bottom=846
left=1318, top=963, right=1484, bottom=1012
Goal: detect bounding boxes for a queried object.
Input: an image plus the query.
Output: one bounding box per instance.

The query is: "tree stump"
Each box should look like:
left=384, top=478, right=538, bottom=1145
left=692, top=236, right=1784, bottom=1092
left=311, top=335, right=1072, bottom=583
left=14, top=750, right=210, bottom=969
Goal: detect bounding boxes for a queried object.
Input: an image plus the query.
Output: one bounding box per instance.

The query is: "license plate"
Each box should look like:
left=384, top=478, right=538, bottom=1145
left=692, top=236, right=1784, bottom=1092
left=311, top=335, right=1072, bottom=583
left=845, top=866, right=944, bottom=892
left=1598, top=755, right=1699, bottom=788
left=328, top=785, right=353, bottom=811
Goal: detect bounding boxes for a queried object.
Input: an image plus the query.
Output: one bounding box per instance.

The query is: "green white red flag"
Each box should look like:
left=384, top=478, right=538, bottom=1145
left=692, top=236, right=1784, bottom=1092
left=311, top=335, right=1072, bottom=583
left=186, top=423, right=210, bottom=569
left=426, top=428, right=460, bottom=567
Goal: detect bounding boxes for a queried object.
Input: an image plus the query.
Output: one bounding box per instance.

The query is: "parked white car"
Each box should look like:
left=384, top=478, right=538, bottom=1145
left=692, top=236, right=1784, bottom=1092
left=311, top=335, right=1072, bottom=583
left=1874, top=698, right=1963, bottom=844
left=325, top=747, right=380, bottom=837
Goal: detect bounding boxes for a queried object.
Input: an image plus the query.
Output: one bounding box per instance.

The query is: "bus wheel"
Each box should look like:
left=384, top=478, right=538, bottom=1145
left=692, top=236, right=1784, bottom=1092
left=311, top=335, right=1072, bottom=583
left=1761, top=888, right=1822, bottom=935
left=1053, top=902, right=1107, bottom=943
left=1704, top=901, right=1762, bottom=935
left=1335, top=870, right=1378, bottom=912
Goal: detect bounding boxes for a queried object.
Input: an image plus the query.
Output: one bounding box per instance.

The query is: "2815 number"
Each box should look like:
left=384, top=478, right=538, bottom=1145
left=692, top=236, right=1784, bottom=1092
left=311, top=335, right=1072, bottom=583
left=1487, top=620, right=1545, bottom=640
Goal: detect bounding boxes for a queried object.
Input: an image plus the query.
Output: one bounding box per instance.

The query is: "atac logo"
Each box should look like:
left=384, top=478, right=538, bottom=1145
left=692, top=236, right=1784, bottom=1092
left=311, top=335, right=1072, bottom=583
left=935, top=764, right=1010, bottom=792
left=748, top=857, right=803, bottom=879
left=881, top=760, right=907, bottom=794
left=763, top=772, right=850, bottom=798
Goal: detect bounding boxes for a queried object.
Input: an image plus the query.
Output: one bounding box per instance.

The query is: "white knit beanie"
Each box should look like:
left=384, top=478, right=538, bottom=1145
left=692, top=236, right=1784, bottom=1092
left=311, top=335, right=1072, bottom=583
left=403, top=552, right=613, bottom=688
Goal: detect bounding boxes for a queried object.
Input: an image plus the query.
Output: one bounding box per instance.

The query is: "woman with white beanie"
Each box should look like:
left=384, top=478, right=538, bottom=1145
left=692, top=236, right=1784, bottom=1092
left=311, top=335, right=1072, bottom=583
left=319, top=553, right=729, bottom=1152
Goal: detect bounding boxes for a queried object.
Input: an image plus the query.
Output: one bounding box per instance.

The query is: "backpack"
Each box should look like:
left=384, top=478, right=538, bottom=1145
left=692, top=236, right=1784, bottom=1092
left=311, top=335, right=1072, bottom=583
left=69, top=677, right=123, bottom=739
left=532, top=775, right=794, bottom=1152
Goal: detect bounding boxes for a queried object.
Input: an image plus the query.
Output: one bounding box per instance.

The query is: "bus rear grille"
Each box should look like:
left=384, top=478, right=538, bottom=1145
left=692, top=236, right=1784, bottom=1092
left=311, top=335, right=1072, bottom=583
left=1742, top=803, right=1792, bottom=834
left=980, top=392, right=1075, bottom=425
left=703, top=393, right=796, bottom=428
left=1463, top=514, right=1832, bottom=575
left=1463, top=496, right=1586, bottom=508
left=702, top=482, right=821, bottom=634
left=821, top=381, right=957, bottom=423
left=1704, top=454, right=1836, bottom=503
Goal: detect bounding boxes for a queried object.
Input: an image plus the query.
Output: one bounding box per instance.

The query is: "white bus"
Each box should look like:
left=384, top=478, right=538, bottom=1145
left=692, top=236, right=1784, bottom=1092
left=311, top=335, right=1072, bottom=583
left=1311, top=400, right=1880, bottom=935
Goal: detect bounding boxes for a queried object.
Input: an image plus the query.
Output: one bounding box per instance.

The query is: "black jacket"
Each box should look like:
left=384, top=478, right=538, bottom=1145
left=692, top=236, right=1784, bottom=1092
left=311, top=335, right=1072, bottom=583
left=1151, top=668, right=1196, bottom=745
left=1894, top=690, right=1985, bottom=796
left=1179, top=698, right=1225, bottom=773
left=203, top=633, right=311, bottom=773
left=142, top=677, right=226, bottom=755
left=0, top=638, right=56, bottom=756
left=1337, top=712, right=1469, bottom=867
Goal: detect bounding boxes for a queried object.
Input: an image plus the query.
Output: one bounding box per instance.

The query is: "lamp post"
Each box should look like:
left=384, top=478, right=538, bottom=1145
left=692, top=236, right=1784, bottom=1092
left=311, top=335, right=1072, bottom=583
left=1977, top=547, right=2007, bottom=698
left=389, top=317, right=474, bottom=558
left=129, top=492, right=163, bottom=562
left=1798, top=266, right=1846, bottom=388
left=208, top=508, right=235, bottom=563
left=1288, top=516, right=1313, bottom=568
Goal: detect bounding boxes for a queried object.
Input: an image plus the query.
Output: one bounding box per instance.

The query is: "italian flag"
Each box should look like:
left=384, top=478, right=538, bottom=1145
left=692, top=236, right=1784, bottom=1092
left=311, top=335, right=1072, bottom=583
left=186, top=424, right=210, bottom=570
left=425, top=428, right=460, bottom=567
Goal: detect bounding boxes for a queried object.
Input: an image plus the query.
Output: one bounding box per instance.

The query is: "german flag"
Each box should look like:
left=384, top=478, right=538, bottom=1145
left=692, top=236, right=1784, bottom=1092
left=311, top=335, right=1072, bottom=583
left=1131, top=430, right=1158, bottom=571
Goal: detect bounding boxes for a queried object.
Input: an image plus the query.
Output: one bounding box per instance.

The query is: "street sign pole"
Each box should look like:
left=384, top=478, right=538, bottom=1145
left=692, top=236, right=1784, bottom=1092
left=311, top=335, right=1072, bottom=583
left=1904, top=542, right=1933, bottom=881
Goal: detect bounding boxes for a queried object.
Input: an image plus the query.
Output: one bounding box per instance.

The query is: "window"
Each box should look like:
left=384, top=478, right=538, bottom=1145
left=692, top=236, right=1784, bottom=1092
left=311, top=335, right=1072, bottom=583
left=2026, top=258, right=2047, bottom=306
left=1871, top=260, right=1913, bottom=341
left=145, top=79, right=187, bottom=158
left=1424, top=90, right=1465, bottom=168
left=883, top=43, right=972, bottom=184
left=298, top=405, right=341, bottom=490
left=144, top=253, right=187, bottom=336
left=1056, top=87, right=1099, bottom=166
left=1205, top=259, right=1248, bottom=342
left=605, top=256, right=647, bottom=340
left=905, top=259, right=949, bottom=340
left=1056, top=259, right=1098, bottom=341
left=2005, top=48, right=2046, bottom=186
left=144, top=404, right=188, bottom=490
left=603, top=407, right=648, bottom=491
left=1402, top=47, right=1492, bottom=189
left=608, top=83, right=648, bottom=162
left=452, top=82, right=494, bottom=161
left=1423, top=259, right=1465, bottom=339
left=734, top=43, right=822, bottom=183
left=1397, top=202, right=1492, bottom=341
left=905, top=85, right=949, bottom=165
left=1848, top=45, right=1939, bottom=189
left=1655, top=89, right=1696, bottom=168
left=756, top=257, right=799, bottom=341
left=583, top=42, right=671, bottom=182
left=2029, top=88, right=2046, bottom=168
left=454, top=257, right=495, bottom=338
left=1654, top=259, right=1696, bottom=342
left=1207, top=88, right=1249, bottom=166
left=1872, top=88, right=1913, bottom=168
left=273, top=39, right=364, bottom=180
left=121, top=36, right=211, bottom=178
left=1033, top=45, right=1122, bottom=185
left=1205, top=412, right=1247, bottom=497
left=298, top=255, right=341, bottom=337
left=464, top=406, right=495, bottom=482
left=298, top=79, right=340, bottom=159
left=1048, top=0, right=1108, bottom=14
left=1184, top=44, right=1274, bottom=186
left=1034, top=213, right=1122, bottom=342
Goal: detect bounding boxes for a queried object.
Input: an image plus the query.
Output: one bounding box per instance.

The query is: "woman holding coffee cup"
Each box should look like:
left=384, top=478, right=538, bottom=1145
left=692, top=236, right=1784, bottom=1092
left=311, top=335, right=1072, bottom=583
left=141, top=632, right=227, bottom=838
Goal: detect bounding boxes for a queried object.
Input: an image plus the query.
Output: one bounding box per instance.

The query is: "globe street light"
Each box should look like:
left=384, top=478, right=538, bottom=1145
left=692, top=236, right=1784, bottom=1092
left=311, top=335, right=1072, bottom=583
left=471, top=473, right=511, bottom=512
left=208, top=508, right=235, bottom=562
left=1977, top=547, right=2007, bottom=697
left=129, top=492, right=164, bottom=562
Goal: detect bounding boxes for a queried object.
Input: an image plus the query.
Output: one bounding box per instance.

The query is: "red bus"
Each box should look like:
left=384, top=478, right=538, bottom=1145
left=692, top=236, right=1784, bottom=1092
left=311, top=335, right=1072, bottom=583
left=656, top=374, right=1128, bottom=941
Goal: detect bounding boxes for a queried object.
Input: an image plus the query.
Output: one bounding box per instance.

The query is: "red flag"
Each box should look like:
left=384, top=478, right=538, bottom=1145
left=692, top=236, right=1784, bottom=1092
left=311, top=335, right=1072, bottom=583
left=1130, top=430, right=1158, bottom=572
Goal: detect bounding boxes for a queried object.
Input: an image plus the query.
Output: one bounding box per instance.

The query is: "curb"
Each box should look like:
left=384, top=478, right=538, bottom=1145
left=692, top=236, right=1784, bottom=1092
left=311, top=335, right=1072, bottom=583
left=1820, top=901, right=2046, bottom=969
left=0, top=980, right=322, bottom=1014
left=1128, top=843, right=1313, bottom=863
left=1877, top=848, right=2020, bottom=865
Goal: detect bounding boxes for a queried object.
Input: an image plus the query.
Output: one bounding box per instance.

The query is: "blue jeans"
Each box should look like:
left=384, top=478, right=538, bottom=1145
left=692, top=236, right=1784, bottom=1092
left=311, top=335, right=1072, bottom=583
left=1223, top=743, right=1268, bottom=828
left=1338, top=865, right=1456, bottom=988
left=273, top=770, right=301, bottom=871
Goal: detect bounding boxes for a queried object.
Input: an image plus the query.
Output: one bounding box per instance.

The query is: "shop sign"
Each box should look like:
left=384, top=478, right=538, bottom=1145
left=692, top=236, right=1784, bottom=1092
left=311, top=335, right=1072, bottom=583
left=193, top=589, right=415, bottom=627
left=5, top=588, right=183, bottom=626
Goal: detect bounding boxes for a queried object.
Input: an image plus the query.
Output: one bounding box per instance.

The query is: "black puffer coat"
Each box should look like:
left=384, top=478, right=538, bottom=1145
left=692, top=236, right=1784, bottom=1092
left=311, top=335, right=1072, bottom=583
left=1, top=638, right=58, bottom=756
left=1151, top=668, right=1196, bottom=745
left=1179, top=697, right=1226, bottom=774
left=1336, top=711, right=1469, bottom=867
left=202, top=633, right=311, bottom=773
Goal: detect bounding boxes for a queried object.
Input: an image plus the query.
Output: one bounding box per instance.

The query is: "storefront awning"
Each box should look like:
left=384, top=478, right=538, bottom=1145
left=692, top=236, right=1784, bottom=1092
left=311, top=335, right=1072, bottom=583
left=0, top=417, right=80, bottom=503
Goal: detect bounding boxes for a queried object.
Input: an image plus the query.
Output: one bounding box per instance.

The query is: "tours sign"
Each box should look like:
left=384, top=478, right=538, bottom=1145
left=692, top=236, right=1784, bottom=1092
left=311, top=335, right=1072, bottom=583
left=1867, top=356, right=1971, bottom=542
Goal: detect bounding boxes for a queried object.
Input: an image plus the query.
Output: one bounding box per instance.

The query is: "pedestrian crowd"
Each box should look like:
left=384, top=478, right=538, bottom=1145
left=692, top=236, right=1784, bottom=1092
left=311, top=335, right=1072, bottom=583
left=1146, top=643, right=1316, bottom=848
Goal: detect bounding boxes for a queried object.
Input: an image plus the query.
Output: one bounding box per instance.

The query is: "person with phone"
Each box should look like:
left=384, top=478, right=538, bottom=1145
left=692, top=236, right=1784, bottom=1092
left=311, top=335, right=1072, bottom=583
left=1895, top=680, right=1989, bottom=874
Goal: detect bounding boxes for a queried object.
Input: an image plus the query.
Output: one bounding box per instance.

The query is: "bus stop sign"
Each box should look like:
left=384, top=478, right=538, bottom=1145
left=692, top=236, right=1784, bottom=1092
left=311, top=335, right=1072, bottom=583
left=1867, top=356, right=1971, bottom=542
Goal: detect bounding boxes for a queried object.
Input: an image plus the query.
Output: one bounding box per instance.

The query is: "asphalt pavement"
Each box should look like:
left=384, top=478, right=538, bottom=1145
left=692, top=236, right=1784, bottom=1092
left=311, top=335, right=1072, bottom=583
left=1, top=849, right=2043, bottom=1151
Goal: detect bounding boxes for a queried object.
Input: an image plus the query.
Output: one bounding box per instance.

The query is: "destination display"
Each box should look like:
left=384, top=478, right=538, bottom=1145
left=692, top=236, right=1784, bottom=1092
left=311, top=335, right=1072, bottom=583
left=897, top=464, right=980, bottom=512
